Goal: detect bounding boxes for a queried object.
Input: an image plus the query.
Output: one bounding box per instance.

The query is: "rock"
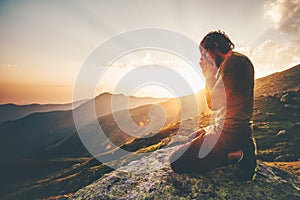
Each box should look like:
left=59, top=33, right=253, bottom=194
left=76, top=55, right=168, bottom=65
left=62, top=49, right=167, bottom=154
left=284, top=104, right=293, bottom=109
left=71, top=145, right=300, bottom=199
left=280, top=91, right=300, bottom=110
left=274, top=155, right=286, bottom=162
left=253, top=125, right=259, bottom=131
left=277, top=130, right=287, bottom=136
left=280, top=93, right=291, bottom=103
left=265, top=112, right=275, bottom=116
left=292, top=96, right=300, bottom=103
left=254, top=111, right=263, bottom=116
left=292, top=104, right=300, bottom=109
left=274, top=93, right=282, bottom=99
left=293, top=122, right=300, bottom=129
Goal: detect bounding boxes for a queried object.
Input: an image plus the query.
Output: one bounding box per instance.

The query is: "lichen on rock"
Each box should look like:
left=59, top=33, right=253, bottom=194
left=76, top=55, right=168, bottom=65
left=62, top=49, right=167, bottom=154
left=71, top=143, right=300, bottom=200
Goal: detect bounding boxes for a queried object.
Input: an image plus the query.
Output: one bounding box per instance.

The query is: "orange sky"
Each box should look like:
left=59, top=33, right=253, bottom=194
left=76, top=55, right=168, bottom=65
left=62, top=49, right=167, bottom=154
left=0, top=82, right=73, bottom=105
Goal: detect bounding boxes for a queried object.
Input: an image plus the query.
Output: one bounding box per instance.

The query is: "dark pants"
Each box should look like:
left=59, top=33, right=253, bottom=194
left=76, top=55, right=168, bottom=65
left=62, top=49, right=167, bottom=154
left=169, top=126, right=252, bottom=174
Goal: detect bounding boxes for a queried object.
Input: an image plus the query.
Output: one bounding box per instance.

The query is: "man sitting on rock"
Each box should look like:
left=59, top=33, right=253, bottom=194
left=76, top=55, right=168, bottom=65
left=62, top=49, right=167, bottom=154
left=169, top=31, right=257, bottom=181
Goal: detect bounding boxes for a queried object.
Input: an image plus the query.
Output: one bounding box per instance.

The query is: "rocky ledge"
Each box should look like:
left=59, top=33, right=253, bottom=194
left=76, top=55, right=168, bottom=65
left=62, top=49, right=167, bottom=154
left=71, top=141, right=300, bottom=200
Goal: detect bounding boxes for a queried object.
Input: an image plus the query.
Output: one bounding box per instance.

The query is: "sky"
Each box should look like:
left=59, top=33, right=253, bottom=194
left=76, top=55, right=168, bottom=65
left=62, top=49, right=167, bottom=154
left=0, top=0, right=299, bottom=104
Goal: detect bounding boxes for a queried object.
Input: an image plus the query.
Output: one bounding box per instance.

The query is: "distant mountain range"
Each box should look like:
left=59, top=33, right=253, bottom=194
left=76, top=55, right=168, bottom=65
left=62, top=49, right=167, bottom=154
left=0, top=99, right=87, bottom=123
left=0, top=93, right=167, bottom=162
left=27, top=92, right=206, bottom=160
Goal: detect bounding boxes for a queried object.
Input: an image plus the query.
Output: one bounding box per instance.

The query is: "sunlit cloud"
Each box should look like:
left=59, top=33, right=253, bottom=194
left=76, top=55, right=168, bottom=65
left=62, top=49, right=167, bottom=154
left=236, top=0, right=300, bottom=78
left=265, top=0, right=300, bottom=37
left=108, top=52, right=188, bottom=69
left=95, top=50, right=205, bottom=98
left=240, top=39, right=300, bottom=78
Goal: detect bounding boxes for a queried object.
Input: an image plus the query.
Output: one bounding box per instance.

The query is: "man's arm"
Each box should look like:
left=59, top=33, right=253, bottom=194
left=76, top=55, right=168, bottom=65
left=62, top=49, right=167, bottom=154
left=206, top=56, right=254, bottom=111
left=205, top=72, right=226, bottom=111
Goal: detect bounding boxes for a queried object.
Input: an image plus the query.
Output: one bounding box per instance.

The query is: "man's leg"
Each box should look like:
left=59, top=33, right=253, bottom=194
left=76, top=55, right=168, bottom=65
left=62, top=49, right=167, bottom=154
left=169, top=131, right=228, bottom=174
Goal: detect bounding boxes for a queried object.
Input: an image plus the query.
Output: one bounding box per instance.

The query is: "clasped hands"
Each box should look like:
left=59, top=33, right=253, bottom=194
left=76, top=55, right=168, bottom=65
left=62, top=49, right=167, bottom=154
left=199, top=51, right=218, bottom=80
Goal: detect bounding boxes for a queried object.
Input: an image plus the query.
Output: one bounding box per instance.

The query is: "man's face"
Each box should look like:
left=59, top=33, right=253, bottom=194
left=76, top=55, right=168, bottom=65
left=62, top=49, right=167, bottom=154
left=199, top=47, right=223, bottom=68
left=199, top=47, right=215, bottom=66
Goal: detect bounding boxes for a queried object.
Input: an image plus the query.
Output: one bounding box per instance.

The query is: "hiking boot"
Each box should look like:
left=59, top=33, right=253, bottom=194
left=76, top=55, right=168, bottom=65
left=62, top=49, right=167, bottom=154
left=236, top=138, right=257, bottom=181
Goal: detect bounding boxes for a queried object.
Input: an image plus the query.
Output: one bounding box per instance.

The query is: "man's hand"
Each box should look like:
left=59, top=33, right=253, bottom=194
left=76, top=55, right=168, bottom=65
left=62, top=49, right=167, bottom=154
left=199, top=52, right=218, bottom=79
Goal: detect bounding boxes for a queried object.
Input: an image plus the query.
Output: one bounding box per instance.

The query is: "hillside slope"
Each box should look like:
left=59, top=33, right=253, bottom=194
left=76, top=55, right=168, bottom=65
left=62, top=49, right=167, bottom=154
left=255, top=64, right=300, bottom=97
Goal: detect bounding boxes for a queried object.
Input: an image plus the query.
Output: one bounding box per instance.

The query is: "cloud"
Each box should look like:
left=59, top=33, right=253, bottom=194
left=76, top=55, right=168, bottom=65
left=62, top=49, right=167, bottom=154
left=246, top=0, right=300, bottom=78
left=265, top=0, right=300, bottom=37
left=108, top=51, right=188, bottom=69
left=240, top=39, right=300, bottom=77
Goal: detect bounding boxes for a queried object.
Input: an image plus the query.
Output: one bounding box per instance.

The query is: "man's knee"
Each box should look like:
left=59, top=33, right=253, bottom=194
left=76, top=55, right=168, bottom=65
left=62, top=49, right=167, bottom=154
left=169, top=145, right=192, bottom=173
left=170, top=154, right=207, bottom=174
left=170, top=158, right=185, bottom=173
left=169, top=145, right=203, bottom=174
left=169, top=151, right=183, bottom=173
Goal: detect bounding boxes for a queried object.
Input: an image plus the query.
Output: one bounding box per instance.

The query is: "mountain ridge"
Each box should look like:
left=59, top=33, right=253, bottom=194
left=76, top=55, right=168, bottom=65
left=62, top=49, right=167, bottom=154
left=0, top=99, right=87, bottom=123
left=0, top=93, right=168, bottom=162
left=255, top=64, right=300, bottom=97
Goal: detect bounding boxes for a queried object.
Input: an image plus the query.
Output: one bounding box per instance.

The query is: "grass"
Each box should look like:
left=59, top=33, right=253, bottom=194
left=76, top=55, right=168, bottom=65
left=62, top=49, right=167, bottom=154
left=263, top=161, right=300, bottom=178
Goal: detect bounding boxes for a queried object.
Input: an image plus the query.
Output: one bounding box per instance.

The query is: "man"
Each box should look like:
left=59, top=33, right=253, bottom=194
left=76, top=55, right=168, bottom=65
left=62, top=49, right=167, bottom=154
left=169, top=31, right=257, bottom=181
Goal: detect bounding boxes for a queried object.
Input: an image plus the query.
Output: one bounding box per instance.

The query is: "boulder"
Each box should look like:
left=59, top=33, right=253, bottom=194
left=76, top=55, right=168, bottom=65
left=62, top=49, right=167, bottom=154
left=284, top=104, right=293, bottom=109
left=293, top=122, right=300, bottom=129
left=280, top=93, right=291, bottom=103
left=280, top=91, right=300, bottom=110
left=71, top=144, right=300, bottom=199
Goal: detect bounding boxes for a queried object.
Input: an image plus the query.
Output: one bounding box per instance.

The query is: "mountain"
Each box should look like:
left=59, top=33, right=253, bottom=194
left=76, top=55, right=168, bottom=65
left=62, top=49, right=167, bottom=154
left=24, top=91, right=206, bottom=160
left=0, top=92, right=207, bottom=199
left=255, top=64, right=300, bottom=97
left=71, top=92, right=169, bottom=130
left=0, top=93, right=168, bottom=162
left=0, top=100, right=87, bottom=123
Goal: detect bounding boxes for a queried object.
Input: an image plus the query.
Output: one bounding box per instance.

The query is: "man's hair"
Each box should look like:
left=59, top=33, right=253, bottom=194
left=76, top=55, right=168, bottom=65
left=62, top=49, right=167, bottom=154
left=200, top=30, right=235, bottom=54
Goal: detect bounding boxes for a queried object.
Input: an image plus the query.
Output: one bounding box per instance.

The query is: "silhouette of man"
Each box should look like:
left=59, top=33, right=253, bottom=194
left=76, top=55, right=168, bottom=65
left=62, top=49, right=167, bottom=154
left=169, top=31, right=257, bottom=181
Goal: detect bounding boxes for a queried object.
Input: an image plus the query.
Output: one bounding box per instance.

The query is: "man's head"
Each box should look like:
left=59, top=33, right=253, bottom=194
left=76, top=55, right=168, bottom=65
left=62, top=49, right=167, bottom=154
left=200, top=30, right=235, bottom=67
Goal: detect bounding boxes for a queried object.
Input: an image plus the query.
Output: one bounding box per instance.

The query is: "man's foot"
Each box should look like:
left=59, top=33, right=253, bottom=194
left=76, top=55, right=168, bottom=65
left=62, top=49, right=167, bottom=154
left=236, top=138, right=257, bottom=181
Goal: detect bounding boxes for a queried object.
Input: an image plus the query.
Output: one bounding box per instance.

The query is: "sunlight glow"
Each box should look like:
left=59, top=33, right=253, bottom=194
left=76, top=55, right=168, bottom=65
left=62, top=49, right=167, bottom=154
left=0, top=0, right=298, bottom=104
left=95, top=50, right=205, bottom=98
